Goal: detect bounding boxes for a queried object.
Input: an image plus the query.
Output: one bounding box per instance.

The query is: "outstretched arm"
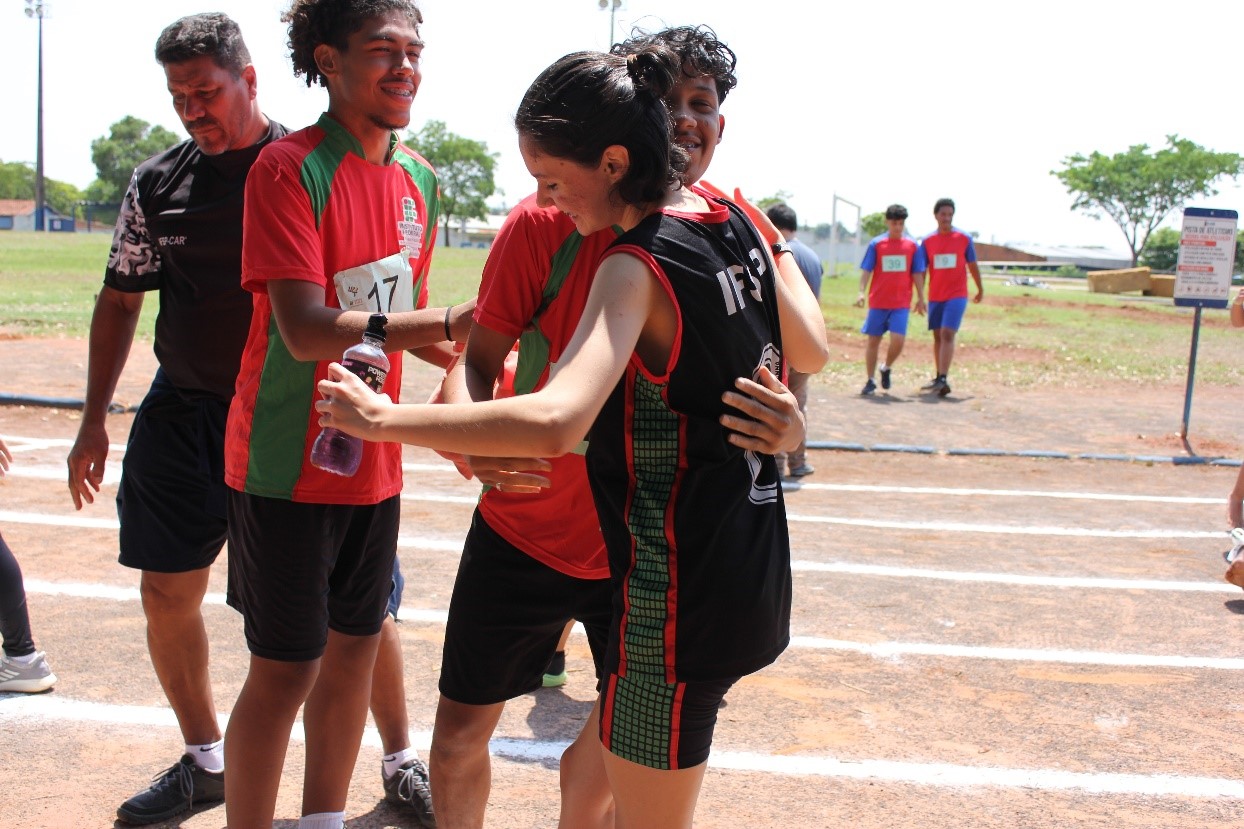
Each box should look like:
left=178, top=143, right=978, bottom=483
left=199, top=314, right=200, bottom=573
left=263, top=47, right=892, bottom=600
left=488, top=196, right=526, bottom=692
left=316, top=252, right=656, bottom=458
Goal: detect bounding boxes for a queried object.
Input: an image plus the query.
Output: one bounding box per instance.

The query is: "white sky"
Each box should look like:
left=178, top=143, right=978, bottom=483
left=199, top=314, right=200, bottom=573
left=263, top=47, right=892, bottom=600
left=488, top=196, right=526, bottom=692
left=2, top=0, right=1242, bottom=249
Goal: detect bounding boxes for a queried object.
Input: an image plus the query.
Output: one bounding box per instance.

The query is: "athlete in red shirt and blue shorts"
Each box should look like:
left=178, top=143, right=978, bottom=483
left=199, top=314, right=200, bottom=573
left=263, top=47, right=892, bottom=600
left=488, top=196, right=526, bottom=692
left=918, top=197, right=983, bottom=397
left=855, top=204, right=926, bottom=395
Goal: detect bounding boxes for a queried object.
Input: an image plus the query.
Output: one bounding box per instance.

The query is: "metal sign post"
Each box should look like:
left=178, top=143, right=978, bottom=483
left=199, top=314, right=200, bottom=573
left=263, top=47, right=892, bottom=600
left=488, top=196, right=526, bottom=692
left=1173, top=207, right=1238, bottom=439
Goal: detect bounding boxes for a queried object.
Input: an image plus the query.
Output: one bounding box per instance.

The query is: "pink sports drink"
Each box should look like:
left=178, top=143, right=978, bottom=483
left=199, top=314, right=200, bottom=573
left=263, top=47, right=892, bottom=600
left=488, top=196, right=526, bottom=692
left=310, top=313, right=389, bottom=476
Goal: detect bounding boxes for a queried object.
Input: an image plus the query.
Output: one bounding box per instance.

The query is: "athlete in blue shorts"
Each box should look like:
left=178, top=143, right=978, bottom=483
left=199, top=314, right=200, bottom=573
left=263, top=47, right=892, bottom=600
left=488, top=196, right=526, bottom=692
left=855, top=204, right=926, bottom=395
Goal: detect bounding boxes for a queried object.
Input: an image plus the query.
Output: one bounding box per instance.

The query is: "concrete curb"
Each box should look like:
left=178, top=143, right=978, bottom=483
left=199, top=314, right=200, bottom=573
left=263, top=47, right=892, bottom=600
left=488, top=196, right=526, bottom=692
left=0, top=394, right=133, bottom=414
left=806, top=440, right=1241, bottom=468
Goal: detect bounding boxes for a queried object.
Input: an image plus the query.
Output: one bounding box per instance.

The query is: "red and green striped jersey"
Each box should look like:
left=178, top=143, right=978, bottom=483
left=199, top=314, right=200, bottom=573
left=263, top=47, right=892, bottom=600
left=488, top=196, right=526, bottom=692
left=473, top=194, right=617, bottom=579
left=225, top=113, right=439, bottom=504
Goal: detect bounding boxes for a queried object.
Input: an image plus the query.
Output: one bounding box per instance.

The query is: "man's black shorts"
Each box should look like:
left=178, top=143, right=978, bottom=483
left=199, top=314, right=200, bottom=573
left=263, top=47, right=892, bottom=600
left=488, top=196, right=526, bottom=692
left=440, top=509, right=612, bottom=705
left=117, top=370, right=228, bottom=573
left=225, top=490, right=400, bottom=662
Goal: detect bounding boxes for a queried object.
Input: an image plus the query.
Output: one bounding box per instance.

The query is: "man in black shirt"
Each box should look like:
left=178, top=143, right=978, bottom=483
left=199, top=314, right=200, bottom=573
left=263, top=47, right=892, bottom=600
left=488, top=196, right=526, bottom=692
left=66, top=14, right=271, bottom=825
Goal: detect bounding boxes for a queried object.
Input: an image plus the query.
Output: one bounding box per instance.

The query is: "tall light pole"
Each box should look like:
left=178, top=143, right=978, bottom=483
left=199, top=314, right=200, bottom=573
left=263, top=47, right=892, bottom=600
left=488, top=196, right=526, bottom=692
left=598, top=0, right=622, bottom=46
left=25, top=0, right=49, bottom=232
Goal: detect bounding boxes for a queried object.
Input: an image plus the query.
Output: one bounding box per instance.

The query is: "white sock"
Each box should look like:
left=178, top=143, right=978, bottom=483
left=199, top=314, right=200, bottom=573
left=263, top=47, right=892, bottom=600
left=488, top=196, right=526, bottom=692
left=186, top=739, right=224, bottom=773
left=382, top=746, right=420, bottom=779
left=298, top=811, right=345, bottom=829
left=880, top=364, right=889, bottom=372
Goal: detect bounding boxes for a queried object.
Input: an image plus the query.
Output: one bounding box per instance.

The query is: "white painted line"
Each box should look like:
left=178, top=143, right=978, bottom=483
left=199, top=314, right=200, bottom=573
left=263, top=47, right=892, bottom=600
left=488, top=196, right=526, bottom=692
left=2, top=695, right=1241, bottom=799
left=790, top=636, right=1244, bottom=671
left=0, top=510, right=120, bottom=530
left=3, top=505, right=1217, bottom=542
left=791, top=560, right=1239, bottom=593
left=5, top=465, right=122, bottom=485
left=20, top=579, right=1239, bottom=670
left=792, top=482, right=1221, bottom=505
left=786, top=513, right=1221, bottom=539
left=0, top=435, right=127, bottom=453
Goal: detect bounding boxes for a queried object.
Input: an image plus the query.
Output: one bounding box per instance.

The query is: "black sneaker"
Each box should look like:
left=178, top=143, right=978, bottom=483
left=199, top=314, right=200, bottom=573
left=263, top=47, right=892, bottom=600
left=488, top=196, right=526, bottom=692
left=117, top=754, right=225, bottom=825
left=383, top=758, right=437, bottom=828
left=938, top=379, right=952, bottom=397
left=879, top=367, right=891, bottom=390
left=920, top=376, right=940, bottom=390
left=542, top=650, right=567, bottom=688
left=860, top=378, right=877, bottom=396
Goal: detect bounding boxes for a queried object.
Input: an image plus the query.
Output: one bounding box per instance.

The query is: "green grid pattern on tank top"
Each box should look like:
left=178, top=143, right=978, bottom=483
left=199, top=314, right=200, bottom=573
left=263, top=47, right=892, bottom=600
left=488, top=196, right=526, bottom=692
left=606, top=373, right=680, bottom=767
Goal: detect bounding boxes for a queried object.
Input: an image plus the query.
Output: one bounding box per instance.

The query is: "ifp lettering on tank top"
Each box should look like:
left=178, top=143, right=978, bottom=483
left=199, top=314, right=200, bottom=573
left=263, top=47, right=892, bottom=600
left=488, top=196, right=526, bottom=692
left=714, top=246, right=770, bottom=315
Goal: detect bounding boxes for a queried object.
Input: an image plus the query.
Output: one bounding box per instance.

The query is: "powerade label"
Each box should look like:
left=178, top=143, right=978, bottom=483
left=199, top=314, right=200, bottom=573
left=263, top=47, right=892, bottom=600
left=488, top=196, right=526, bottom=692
left=341, top=357, right=388, bottom=393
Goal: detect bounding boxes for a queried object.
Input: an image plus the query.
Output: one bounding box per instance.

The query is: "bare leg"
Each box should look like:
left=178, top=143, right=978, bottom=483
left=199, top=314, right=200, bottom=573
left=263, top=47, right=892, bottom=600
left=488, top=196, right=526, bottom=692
left=430, top=695, right=506, bottom=829
left=302, top=630, right=381, bottom=816
left=141, top=569, right=221, bottom=744
left=863, top=335, right=882, bottom=378
left=884, top=333, right=906, bottom=369
left=558, top=700, right=614, bottom=829
left=370, top=616, right=410, bottom=755
left=931, top=328, right=946, bottom=376
left=602, top=749, right=706, bottom=829
left=224, top=654, right=320, bottom=829
left=554, top=620, right=573, bottom=654
left=938, top=328, right=958, bottom=376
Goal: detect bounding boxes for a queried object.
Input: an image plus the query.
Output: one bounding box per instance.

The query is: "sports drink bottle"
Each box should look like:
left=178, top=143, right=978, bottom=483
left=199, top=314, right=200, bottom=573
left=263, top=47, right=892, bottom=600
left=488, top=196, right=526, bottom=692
left=310, top=313, right=389, bottom=476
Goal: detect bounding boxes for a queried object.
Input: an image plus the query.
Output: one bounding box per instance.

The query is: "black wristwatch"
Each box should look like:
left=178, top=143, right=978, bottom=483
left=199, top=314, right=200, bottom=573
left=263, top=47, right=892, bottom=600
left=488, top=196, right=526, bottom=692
left=771, top=241, right=792, bottom=257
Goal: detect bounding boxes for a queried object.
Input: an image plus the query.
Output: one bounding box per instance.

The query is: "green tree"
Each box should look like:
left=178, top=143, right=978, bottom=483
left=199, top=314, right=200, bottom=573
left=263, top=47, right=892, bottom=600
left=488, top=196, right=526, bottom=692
left=1052, top=135, right=1242, bottom=266
left=89, top=116, right=181, bottom=203
left=0, top=159, right=84, bottom=217
left=1138, top=226, right=1180, bottom=272
left=755, top=191, right=793, bottom=211
left=859, top=211, right=887, bottom=239
left=406, top=120, right=497, bottom=246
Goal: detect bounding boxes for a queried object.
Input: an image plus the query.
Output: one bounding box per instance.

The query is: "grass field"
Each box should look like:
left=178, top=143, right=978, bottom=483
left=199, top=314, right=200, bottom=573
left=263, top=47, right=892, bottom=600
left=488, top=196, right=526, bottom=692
left=1, top=231, right=1239, bottom=390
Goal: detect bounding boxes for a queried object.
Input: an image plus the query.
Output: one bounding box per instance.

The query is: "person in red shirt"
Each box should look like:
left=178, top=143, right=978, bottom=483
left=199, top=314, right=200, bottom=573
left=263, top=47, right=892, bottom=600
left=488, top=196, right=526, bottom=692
left=855, top=204, right=927, bottom=395
left=918, top=197, right=983, bottom=397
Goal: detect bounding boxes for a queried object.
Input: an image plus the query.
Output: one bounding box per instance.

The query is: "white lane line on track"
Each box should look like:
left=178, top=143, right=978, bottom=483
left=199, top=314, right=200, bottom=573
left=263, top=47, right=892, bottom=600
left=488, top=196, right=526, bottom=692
left=1, top=444, right=1225, bottom=505
left=791, top=482, right=1221, bottom=505
left=791, top=561, right=1240, bottom=593
left=786, top=513, right=1222, bottom=539
left=790, top=637, right=1244, bottom=671
left=2, top=696, right=1241, bottom=799
left=22, top=579, right=1239, bottom=669
left=1, top=505, right=1220, bottom=541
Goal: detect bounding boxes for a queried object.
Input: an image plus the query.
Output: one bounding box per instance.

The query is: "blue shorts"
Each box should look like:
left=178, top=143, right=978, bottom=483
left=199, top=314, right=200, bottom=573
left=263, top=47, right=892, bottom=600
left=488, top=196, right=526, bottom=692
left=928, top=297, right=969, bottom=331
left=387, top=556, right=404, bottom=620
left=861, top=307, right=910, bottom=337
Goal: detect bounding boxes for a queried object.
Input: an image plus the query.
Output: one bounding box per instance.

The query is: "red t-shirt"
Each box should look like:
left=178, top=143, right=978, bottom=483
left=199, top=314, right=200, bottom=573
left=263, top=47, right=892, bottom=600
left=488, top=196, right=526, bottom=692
left=861, top=235, right=924, bottom=310
left=226, top=114, right=438, bottom=504
left=920, top=228, right=977, bottom=302
left=472, top=195, right=616, bottom=579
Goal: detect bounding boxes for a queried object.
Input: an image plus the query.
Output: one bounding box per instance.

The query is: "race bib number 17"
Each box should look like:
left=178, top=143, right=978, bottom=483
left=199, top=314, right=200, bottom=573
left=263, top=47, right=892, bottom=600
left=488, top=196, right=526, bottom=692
left=333, top=251, right=415, bottom=314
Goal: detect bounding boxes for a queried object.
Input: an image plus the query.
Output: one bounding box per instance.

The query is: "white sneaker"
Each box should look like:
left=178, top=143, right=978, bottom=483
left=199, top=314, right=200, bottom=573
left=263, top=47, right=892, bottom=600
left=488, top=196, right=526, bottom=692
left=0, top=651, right=56, bottom=693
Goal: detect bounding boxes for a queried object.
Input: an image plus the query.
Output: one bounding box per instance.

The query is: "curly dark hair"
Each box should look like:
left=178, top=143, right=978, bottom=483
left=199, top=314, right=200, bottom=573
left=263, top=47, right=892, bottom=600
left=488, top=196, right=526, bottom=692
left=516, top=47, right=689, bottom=207
left=282, top=0, right=423, bottom=88
left=885, top=204, right=909, bottom=221
left=612, top=25, right=737, bottom=102
left=155, top=13, right=252, bottom=76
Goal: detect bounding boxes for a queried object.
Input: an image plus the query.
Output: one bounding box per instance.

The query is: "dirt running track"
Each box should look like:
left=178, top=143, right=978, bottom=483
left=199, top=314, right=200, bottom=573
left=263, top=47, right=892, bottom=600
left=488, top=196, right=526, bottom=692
left=1, top=336, right=1243, bottom=828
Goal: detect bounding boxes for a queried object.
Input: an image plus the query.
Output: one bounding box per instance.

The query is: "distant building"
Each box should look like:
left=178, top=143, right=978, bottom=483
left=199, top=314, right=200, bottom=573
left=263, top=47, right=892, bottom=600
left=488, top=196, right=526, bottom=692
left=0, top=199, right=74, bottom=232
left=976, top=241, right=1132, bottom=272
left=435, top=213, right=507, bottom=249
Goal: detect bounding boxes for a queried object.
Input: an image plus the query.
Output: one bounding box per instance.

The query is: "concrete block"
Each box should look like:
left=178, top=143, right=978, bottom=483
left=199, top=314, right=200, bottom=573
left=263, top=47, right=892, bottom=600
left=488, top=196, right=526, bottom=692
left=1144, top=274, right=1176, bottom=297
